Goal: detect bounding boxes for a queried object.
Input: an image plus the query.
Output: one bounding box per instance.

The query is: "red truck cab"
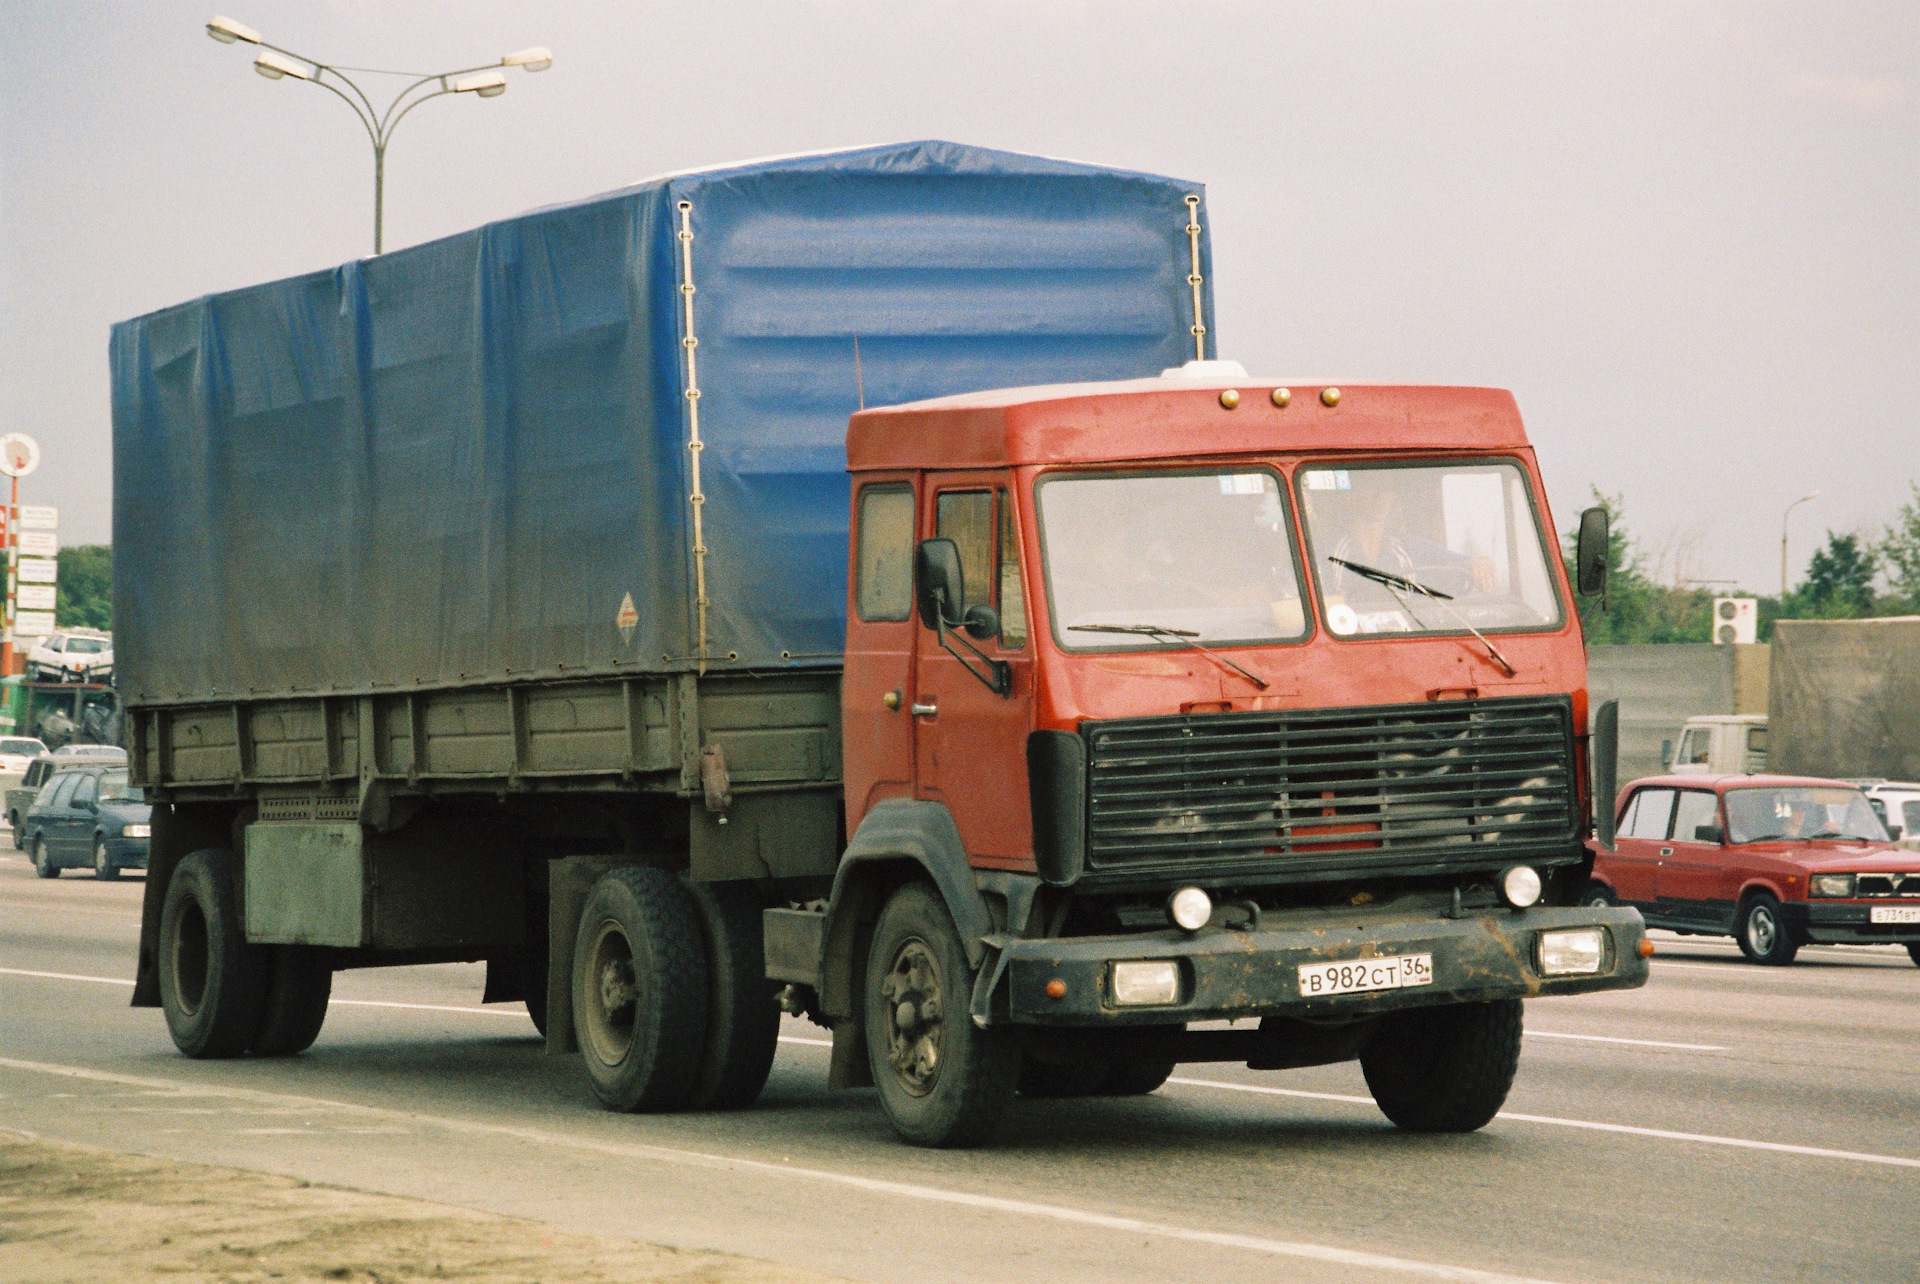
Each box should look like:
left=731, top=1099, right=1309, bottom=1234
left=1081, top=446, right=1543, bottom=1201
left=809, top=366, right=1650, bottom=1144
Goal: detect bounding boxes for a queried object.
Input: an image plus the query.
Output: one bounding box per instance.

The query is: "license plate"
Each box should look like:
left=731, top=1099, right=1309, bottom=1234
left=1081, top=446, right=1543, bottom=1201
left=1869, top=905, right=1920, bottom=924
left=1298, top=953, right=1434, bottom=998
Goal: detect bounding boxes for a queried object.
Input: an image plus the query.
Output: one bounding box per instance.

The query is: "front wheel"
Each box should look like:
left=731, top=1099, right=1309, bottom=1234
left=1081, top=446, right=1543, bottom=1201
left=865, top=882, right=1017, bottom=1147
left=1737, top=894, right=1798, bottom=965
left=32, top=837, right=58, bottom=879
left=1360, top=999, right=1522, bottom=1133
left=93, top=839, right=121, bottom=881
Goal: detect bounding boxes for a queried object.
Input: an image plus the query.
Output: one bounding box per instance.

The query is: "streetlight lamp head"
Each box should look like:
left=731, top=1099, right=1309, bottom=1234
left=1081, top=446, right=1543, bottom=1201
left=253, top=49, right=311, bottom=81
left=207, top=14, right=263, bottom=44
left=502, top=46, right=553, bottom=71
left=454, top=70, right=509, bottom=97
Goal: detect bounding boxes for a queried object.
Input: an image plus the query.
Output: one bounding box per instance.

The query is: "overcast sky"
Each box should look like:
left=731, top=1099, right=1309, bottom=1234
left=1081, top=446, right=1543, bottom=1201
left=3, top=1, right=1913, bottom=593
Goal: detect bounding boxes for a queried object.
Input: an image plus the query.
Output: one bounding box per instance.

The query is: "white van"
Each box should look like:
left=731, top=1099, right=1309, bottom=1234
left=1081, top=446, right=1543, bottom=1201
left=1665, top=714, right=1769, bottom=776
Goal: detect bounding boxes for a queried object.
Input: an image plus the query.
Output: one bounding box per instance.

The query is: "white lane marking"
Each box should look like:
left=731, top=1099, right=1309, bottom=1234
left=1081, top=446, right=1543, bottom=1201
left=14, top=972, right=1905, bottom=1169
left=0, top=1056, right=1564, bottom=1284
left=0, top=967, right=133, bottom=985
left=1524, top=1030, right=1725, bottom=1052
left=0, top=970, right=525, bottom=1019
left=1165, top=1077, right=1920, bottom=1169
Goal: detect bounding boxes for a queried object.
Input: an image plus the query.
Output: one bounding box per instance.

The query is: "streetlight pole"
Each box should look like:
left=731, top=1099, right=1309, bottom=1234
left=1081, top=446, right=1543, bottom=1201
left=206, top=16, right=551, bottom=255
left=1781, top=490, right=1819, bottom=599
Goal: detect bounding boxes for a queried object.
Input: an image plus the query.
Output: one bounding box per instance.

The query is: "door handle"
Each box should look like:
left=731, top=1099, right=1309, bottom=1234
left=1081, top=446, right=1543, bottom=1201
left=910, top=702, right=938, bottom=717
left=1660, top=847, right=1673, bottom=857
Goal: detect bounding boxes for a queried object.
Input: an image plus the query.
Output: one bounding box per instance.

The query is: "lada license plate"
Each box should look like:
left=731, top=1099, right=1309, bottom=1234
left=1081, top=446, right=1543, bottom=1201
left=1299, top=953, right=1434, bottom=998
left=1869, top=905, right=1920, bottom=924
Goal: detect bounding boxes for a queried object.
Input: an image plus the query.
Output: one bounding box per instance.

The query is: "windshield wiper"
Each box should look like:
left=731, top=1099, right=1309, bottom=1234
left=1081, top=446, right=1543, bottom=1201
left=1326, top=556, right=1517, bottom=677
left=1068, top=624, right=1269, bottom=690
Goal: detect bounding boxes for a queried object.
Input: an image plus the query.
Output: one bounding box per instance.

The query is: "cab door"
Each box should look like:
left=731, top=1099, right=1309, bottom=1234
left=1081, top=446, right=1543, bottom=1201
left=843, top=479, right=919, bottom=832
left=913, top=482, right=1035, bottom=865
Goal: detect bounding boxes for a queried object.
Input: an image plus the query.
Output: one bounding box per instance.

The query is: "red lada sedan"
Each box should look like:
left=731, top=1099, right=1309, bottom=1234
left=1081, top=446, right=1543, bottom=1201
left=1589, top=775, right=1920, bottom=967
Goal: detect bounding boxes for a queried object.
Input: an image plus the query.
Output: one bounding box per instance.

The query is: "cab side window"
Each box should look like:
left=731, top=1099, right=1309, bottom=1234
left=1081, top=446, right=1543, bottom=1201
left=935, top=491, right=994, bottom=616
left=855, top=485, right=916, bottom=622
left=996, top=488, right=1027, bottom=648
left=1672, top=791, right=1718, bottom=843
left=1679, top=729, right=1711, bottom=765
left=1622, top=788, right=1677, bottom=840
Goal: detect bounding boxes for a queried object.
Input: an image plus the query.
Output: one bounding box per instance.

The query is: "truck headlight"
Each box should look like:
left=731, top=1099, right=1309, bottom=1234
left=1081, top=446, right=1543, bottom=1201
left=1539, top=928, right=1605, bottom=975
left=1168, top=886, right=1213, bottom=932
left=1110, top=960, right=1180, bottom=1006
left=122, top=824, right=150, bottom=839
left=1809, top=873, right=1853, bottom=898
left=1500, top=865, right=1543, bottom=908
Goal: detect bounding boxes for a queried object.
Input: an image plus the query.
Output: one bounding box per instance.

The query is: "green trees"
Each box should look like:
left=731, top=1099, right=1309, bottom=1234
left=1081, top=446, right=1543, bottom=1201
left=54, top=545, right=112, bottom=631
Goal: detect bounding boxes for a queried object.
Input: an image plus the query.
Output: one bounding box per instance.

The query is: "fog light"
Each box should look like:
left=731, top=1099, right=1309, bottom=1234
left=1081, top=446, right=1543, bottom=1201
left=123, top=824, right=150, bottom=839
left=1500, top=865, right=1543, bottom=908
left=1169, top=886, right=1213, bottom=932
left=1111, top=960, right=1180, bottom=1006
left=1539, top=928, right=1605, bottom=975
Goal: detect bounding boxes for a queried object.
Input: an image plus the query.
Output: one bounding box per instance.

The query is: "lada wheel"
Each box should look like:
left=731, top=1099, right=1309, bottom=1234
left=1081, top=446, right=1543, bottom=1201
left=572, top=866, right=708, bottom=1112
left=93, top=839, right=120, bottom=881
left=1582, top=882, right=1613, bottom=908
left=32, top=837, right=58, bottom=879
left=1360, top=998, right=1522, bottom=1133
left=685, top=880, right=780, bottom=1110
left=158, top=849, right=268, bottom=1058
left=1736, top=893, right=1799, bottom=966
left=864, top=881, right=1017, bottom=1147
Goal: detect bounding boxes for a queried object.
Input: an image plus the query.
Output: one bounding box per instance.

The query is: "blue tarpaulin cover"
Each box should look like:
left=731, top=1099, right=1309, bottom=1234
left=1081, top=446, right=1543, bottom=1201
left=111, top=141, right=1213, bottom=705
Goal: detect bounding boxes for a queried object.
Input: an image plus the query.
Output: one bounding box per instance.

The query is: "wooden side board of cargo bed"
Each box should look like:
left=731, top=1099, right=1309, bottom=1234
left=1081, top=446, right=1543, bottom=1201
left=126, top=671, right=842, bottom=808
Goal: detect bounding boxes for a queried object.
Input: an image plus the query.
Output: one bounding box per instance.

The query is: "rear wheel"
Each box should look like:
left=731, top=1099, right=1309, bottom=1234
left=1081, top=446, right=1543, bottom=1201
left=865, top=882, right=1017, bottom=1147
left=572, top=867, right=709, bottom=1113
left=686, top=880, right=780, bottom=1110
left=249, top=946, right=332, bottom=1056
left=158, top=849, right=267, bottom=1058
left=32, top=836, right=58, bottom=879
left=1736, top=893, right=1798, bottom=965
left=93, top=838, right=120, bottom=881
left=9, top=813, right=22, bottom=850
left=1360, top=999, right=1522, bottom=1133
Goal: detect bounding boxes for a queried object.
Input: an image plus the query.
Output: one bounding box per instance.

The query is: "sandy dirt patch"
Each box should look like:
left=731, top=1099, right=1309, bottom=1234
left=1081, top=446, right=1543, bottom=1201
left=0, top=1130, right=847, bottom=1283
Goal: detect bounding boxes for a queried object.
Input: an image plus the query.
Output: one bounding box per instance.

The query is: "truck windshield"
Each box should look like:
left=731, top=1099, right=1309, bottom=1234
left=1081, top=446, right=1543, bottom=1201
left=1037, top=470, right=1308, bottom=648
left=1724, top=787, right=1886, bottom=844
left=1296, top=461, right=1563, bottom=637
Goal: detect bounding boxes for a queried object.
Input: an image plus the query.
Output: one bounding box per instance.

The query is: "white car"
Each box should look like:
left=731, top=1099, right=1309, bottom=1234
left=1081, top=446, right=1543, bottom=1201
left=0, top=736, right=48, bottom=777
left=25, top=631, right=113, bottom=684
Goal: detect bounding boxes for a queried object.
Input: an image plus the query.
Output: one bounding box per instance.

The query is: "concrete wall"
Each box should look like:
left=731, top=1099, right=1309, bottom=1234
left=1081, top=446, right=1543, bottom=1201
left=1587, top=644, right=1770, bottom=785
left=1770, top=618, right=1920, bottom=780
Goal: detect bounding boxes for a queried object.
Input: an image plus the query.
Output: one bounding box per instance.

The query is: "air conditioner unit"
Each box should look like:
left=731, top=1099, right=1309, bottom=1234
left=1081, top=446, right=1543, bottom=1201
left=1713, top=597, right=1757, bottom=645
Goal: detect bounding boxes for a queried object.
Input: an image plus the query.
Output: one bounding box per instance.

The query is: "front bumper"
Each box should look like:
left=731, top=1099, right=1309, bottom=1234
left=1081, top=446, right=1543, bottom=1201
left=99, top=837, right=149, bottom=871
left=1001, top=905, right=1649, bottom=1026
left=1792, top=900, right=1920, bottom=946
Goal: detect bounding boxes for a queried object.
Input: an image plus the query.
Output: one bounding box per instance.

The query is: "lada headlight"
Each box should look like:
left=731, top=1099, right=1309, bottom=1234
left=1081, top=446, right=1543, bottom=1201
left=1808, top=873, right=1854, bottom=898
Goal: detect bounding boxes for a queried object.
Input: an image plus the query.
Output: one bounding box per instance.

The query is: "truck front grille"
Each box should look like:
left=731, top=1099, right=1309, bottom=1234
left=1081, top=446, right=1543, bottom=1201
left=1083, top=695, right=1578, bottom=881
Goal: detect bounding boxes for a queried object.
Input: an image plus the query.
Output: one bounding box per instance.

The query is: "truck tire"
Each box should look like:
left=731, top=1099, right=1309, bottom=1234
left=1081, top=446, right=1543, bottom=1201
left=523, top=861, right=550, bottom=1038
left=686, top=880, right=780, bottom=1110
left=158, top=849, right=268, bottom=1059
left=32, top=836, right=58, bottom=878
left=1736, top=893, right=1799, bottom=966
left=572, top=866, right=709, bottom=1113
left=249, top=946, right=332, bottom=1056
left=865, top=881, right=1018, bottom=1147
left=1099, top=1060, right=1177, bottom=1096
left=1360, top=998, right=1522, bottom=1133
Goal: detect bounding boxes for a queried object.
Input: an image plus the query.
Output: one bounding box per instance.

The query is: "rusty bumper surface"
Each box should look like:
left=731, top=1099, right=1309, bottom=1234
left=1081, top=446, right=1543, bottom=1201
left=1002, top=905, right=1649, bottom=1026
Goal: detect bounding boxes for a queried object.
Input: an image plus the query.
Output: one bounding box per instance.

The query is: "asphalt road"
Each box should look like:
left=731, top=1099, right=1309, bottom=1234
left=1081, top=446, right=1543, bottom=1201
left=2, top=852, right=1915, bottom=1284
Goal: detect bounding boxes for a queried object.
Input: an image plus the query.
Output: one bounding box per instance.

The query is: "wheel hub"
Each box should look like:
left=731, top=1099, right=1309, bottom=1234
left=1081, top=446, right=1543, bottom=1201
left=880, top=939, right=944, bottom=1097
left=1750, top=906, right=1776, bottom=952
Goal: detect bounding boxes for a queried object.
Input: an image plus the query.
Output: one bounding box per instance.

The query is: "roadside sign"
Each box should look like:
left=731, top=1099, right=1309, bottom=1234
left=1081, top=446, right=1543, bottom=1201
left=13, top=611, right=55, bottom=637
left=18, top=506, right=57, bottom=531
left=0, top=433, right=39, bottom=478
left=16, top=558, right=56, bottom=584
left=18, top=530, right=57, bottom=558
left=16, top=584, right=55, bottom=611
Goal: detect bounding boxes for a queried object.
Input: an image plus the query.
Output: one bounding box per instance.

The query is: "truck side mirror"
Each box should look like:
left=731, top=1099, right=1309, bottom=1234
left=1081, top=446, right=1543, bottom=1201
left=1575, top=507, right=1609, bottom=597
left=915, top=538, right=965, bottom=629
left=962, top=603, right=1000, bottom=641
left=1661, top=739, right=1673, bottom=767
